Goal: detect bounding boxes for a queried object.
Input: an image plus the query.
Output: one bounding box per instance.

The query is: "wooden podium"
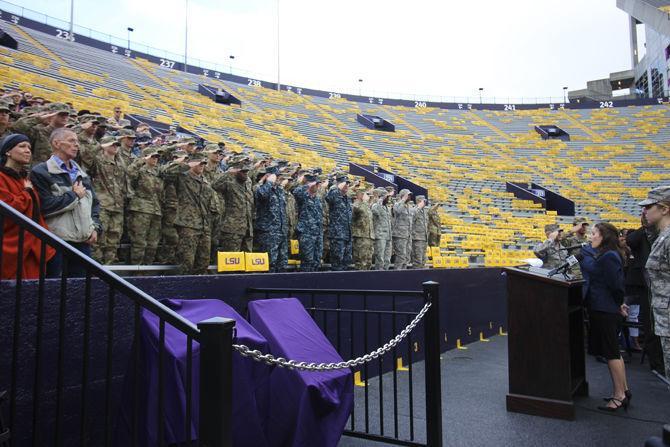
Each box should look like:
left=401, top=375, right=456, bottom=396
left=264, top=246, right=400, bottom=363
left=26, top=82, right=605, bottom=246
left=504, top=267, right=588, bottom=420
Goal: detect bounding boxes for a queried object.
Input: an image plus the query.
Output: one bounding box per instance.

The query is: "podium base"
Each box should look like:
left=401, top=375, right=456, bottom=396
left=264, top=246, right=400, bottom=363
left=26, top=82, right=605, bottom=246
left=506, top=393, right=575, bottom=421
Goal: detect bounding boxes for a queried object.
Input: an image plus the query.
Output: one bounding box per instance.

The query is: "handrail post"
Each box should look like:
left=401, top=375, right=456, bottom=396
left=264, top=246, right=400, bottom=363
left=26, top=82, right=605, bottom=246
left=198, top=317, right=235, bottom=447
left=423, top=281, right=443, bottom=447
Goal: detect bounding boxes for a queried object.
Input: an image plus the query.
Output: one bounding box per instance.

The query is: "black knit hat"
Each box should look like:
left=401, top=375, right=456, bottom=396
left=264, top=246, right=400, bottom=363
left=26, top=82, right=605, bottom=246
left=0, top=133, right=30, bottom=165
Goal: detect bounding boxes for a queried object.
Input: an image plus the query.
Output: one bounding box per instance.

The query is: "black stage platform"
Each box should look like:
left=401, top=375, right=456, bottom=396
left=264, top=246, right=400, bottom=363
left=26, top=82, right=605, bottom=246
left=339, top=335, right=670, bottom=446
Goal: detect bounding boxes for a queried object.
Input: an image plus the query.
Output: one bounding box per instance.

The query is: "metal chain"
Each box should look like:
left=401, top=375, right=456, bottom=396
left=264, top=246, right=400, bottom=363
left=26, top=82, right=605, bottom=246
left=232, top=301, right=431, bottom=371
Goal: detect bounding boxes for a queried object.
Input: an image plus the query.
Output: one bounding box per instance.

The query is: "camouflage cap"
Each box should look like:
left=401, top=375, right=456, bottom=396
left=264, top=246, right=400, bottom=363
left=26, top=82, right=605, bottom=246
left=229, top=159, right=251, bottom=171
left=142, top=146, right=160, bottom=157
left=544, top=224, right=561, bottom=233
left=99, top=136, right=119, bottom=148
left=303, top=172, right=318, bottom=182
left=572, top=217, right=589, bottom=226
left=398, top=188, right=411, bottom=197
left=335, top=174, right=350, bottom=184
left=188, top=152, right=207, bottom=163
left=172, top=148, right=188, bottom=158
left=203, top=143, right=222, bottom=154
left=20, top=105, right=41, bottom=115
left=0, top=101, right=12, bottom=112
left=78, top=114, right=101, bottom=124
left=176, top=137, right=196, bottom=147
left=638, top=186, right=670, bottom=206
left=117, top=129, right=136, bottom=138
left=415, top=195, right=426, bottom=202
left=375, top=187, right=388, bottom=197
left=44, top=102, right=71, bottom=115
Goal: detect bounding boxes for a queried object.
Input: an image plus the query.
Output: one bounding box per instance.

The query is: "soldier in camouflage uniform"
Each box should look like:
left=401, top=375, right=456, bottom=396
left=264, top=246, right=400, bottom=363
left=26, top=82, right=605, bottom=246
left=161, top=152, right=217, bottom=275
left=127, top=146, right=164, bottom=265
left=285, top=177, right=298, bottom=241
left=372, top=188, right=393, bottom=270
left=533, top=224, right=568, bottom=269
left=254, top=169, right=289, bottom=272
left=385, top=186, right=396, bottom=208
left=80, top=135, right=129, bottom=264
left=320, top=179, right=330, bottom=264
left=563, top=217, right=590, bottom=249
left=562, top=217, right=590, bottom=278
left=392, top=189, right=413, bottom=270
left=639, top=186, right=670, bottom=379
left=352, top=188, right=374, bottom=270
left=427, top=202, right=442, bottom=248
left=212, top=158, right=255, bottom=252
left=326, top=174, right=353, bottom=271
left=203, top=144, right=225, bottom=261
left=13, top=102, right=70, bottom=163
left=0, top=101, right=13, bottom=139
left=293, top=172, right=324, bottom=272
left=411, top=195, right=429, bottom=269
left=76, top=114, right=101, bottom=161
left=155, top=147, right=183, bottom=264
left=116, top=129, right=137, bottom=167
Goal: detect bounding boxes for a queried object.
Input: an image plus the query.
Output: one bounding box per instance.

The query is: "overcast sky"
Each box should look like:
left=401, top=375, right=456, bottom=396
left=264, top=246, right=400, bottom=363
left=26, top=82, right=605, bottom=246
left=15, top=0, right=632, bottom=102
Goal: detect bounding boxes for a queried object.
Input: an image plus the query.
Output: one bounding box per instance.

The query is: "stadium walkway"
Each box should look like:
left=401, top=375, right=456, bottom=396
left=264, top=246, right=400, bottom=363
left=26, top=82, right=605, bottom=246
left=339, top=335, right=670, bottom=447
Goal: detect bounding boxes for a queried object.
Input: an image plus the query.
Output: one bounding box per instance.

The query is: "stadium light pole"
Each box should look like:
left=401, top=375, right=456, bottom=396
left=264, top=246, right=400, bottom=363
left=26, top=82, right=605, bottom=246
left=478, top=87, right=484, bottom=104
left=358, top=79, right=363, bottom=96
left=127, top=27, right=134, bottom=51
left=68, top=0, right=74, bottom=41
left=563, top=86, right=568, bottom=103
left=184, top=0, right=189, bottom=72
left=229, top=55, right=235, bottom=74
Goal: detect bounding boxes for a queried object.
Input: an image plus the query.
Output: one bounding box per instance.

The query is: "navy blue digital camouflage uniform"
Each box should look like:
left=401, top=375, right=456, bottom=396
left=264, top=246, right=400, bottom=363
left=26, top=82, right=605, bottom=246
left=325, top=185, right=353, bottom=271
left=293, top=185, right=324, bottom=272
left=254, top=180, right=288, bottom=272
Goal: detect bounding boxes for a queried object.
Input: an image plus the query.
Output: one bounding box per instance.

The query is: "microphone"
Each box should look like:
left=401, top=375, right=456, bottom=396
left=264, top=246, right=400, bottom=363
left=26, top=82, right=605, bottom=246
left=547, top=254, right=583, bottom=277
left=560, top=242, right=588, bottom=251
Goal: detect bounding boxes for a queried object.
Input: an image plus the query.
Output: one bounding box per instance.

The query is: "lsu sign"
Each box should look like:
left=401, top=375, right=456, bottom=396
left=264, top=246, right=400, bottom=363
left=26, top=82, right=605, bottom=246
left=245, top=252, right=269, bottom=272
left=217, top=251, right=246, bottom=272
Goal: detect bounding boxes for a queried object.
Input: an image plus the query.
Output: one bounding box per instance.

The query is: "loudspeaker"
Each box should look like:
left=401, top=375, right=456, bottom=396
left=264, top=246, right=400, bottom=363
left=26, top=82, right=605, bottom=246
left=0, top=30, right=17, bottom=50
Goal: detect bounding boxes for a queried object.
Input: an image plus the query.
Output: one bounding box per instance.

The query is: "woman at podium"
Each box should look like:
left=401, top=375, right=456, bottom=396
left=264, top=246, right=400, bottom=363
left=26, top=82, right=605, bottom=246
left=579, top=222, right=629, bottom=412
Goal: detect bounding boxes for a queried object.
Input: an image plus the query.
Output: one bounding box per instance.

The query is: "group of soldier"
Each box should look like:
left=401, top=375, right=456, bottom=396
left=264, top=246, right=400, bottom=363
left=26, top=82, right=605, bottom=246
left=1, top=90, right=443, bottom=274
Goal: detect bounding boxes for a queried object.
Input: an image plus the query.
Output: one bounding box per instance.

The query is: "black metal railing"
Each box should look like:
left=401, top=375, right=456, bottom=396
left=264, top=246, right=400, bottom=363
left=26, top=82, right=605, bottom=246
left=0, top=199, right=233, bottom=447
left=247, top=282, right=443, bottom=447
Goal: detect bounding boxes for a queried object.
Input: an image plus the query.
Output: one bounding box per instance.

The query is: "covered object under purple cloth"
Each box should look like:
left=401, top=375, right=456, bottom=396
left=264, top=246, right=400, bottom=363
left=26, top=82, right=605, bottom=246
left=248, top=298, right=354, bottom=447
left=114, top=299, right=272, bottom=447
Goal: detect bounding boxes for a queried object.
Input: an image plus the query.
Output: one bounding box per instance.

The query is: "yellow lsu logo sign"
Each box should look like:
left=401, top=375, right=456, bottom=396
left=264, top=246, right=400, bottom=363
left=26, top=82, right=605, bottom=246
left=245, top=252, right=269, bottom=272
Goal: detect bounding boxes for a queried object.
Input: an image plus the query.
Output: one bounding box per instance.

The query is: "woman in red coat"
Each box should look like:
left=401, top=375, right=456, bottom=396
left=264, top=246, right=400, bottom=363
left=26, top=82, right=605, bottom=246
left=0, top=133, right=55, bottom=279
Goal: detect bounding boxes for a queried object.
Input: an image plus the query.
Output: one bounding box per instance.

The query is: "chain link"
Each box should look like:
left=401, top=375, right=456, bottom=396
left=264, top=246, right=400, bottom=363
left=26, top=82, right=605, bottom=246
left=232, top=301, right=431, bottom=371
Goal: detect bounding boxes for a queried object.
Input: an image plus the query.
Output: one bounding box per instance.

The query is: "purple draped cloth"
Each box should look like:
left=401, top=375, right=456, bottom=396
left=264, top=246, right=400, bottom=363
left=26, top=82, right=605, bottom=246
left=248, top=298, right=354, bottom=447
left=114, top=299, right=272, bottom=447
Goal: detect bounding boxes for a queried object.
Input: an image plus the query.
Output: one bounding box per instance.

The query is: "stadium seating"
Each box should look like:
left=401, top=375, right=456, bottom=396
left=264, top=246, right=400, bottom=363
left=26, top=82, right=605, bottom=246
left=2, top=22, right=668, bottom=267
